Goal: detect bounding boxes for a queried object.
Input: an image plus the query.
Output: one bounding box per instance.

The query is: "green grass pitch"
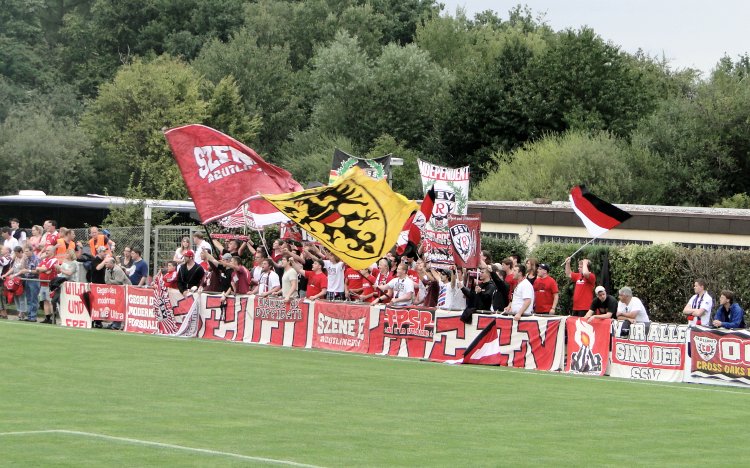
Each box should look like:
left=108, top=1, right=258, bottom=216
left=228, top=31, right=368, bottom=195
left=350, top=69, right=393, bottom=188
left=1, top=321, right=748, bottom=466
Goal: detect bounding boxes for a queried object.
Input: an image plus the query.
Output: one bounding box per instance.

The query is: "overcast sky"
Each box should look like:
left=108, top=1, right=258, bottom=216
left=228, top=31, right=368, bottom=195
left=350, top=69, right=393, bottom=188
left=440, top=0, right=749, bottom=75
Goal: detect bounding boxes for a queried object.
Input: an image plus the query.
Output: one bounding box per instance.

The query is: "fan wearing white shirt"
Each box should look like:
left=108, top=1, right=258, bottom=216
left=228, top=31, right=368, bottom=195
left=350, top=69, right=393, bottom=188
left=682, top=279, right=713, bottom=326
left=616, top=287, right=650, bottom=323
left=504, top=264, right=534, bottom=321
left=375, top=263, right=415, bottom=307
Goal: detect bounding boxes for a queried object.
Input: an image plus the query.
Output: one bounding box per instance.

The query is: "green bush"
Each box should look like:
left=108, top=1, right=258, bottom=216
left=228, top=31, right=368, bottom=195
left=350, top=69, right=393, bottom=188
left=480, top=236, right=528, bottom=266
left=529, top=242, right=750, bottom=325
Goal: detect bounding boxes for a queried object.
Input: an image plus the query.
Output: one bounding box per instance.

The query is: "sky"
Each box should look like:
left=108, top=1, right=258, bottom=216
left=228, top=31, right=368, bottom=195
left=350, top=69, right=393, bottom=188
left=439, top=0, right=750, bottom=75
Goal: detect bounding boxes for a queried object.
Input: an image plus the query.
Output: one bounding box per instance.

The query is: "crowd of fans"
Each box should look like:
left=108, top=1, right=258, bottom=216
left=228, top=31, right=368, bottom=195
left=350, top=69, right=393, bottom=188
left=0, top=218, right=745, bottom=331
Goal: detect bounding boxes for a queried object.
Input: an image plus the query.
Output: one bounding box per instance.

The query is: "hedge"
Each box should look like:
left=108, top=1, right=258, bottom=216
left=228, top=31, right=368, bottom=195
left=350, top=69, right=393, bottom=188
left=529, top=242, right=750, bottom=324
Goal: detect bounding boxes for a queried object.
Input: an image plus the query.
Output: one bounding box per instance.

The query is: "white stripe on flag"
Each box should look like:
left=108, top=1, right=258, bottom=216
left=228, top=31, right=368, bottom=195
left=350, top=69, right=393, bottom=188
left=569, top=194, right=608, bottom=238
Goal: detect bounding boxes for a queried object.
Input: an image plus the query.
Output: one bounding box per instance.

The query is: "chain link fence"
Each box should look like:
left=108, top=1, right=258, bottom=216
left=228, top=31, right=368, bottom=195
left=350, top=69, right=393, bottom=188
left=152, top=225, right=204, bottom=273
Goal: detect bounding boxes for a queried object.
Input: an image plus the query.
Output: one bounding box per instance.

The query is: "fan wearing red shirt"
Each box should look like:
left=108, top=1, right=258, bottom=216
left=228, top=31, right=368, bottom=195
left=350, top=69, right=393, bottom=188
left=358, top=269, right=377, bottom=303
left=344, top=267, right=365, bottom=301
left=293, top=259, right=327, bottom=301
left=36, top=245, right=59, bottom=324
left=372, top=258, right=394, bottom=302
left=565, top=257, right=596, bottom=317
left=533, top=263, right=559, bottom=313
left=163, top=261, right=179, bottom=289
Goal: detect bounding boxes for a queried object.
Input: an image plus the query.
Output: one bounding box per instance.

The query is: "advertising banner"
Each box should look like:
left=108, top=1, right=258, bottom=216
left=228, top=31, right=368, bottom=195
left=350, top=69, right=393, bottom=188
left=124, top=286, right=158, bottom=334
left=199, top=294, right=250, bottom=342
left=312, top=301, right=370, bottom=353
left=88, top=284, right=126, bottom=321
left=609, top=322, right=688, bottom=382
left=382, top=307, right=436, bottom=341
left=59, top=282, right=91, bottom=328
left=565, top=318, right=611, bottom=375
left=689, top=326, right=750, bottom=386
left=493, top=315, right=567, bottom=370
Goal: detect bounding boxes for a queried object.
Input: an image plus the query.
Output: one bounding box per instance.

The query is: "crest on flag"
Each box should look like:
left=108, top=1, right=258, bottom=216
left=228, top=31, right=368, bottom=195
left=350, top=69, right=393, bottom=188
left=329, top=148, right=391, bottom=184
left=263, top=167, right=418, bottom=269
left=448, top=214, right=481, bottom=269
left=694, top=335, right=718, bottom=361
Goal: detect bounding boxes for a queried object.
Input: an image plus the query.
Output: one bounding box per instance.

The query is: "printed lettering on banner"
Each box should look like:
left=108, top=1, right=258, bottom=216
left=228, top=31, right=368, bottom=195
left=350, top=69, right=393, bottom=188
left=492, top=315, right=567, bottom=370
left=89, top=284, right=126, bottom=321
left=690, top=326, right=750, bottom=386
left=312, top=301, right=369, bottom=353
left=59, top=282, right=91, bottom=328
left=418, top=159, right=470, bottom=267
left=565, top=318, right=610, bottom=376
left=382, top=307, right=435, bottom=341
left=199, top=294, right=249, bottom=342
left=609, top=322, right=688, bottom=382
left=426, top=312, right=482, bottom=361
left=124, top=286, right=158, bottom=334
left=250, top=296, right=311, bottom=347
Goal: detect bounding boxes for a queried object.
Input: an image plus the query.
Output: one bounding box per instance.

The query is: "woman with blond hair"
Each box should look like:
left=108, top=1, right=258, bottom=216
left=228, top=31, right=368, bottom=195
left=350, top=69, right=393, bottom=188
left=28, top=225, right=43, bottom=255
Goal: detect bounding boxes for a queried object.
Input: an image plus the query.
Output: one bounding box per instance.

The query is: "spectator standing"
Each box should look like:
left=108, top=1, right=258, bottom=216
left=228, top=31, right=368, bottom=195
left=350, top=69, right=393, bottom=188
left=41, top=220, right=59, bottom=249
left=15, top=247, right=41, bottom=322
left=27, top=225, right=43, bottom=254
left=36, top=245, right=59, bottom=324
left=565, top=257, right=597, bottom=317
left=280, top=255, right=298, bottom=302
left=9, top=218, right=27, bottom=245
left=177, top=250, right=204, bottom=294
left=192, top=232, right=212, bottom=259
left=3, top=247, right=27, bottom=319
left=253, top=259, right=280, bottom=297
left=88, top=226, right=113, bottom=255
left=712, top=290, right=745, bottom=329
left=128, top=248, right=149, bottom=287
left=225, top=255, right=251, bottom=295
left=525, top=258, right=539, bottom=286
left=104, top=256, right=131, bottom=330
left=533, top=263, right=559, bottom=314
left=375, top=263, right=415, bottom=307
left=505, top=264, right=534, bottom=321
left=292, top=259, right=328, bottom=301
left=321, top=252, right=345, bottom=300
left=119, top=246, right=135, bottom=277
left=683, top=279, right=713, bottom=326
left=2, top=228, right=19, bottom=251
left=202, top=252, right=230, bottom=293
left=616, top=287, right=650, bottom=323
left=54, top=227, right=76, bottom=261
left=163, top=261, right=179, bottom=290
left=173, top=237, right=191, bottom=262
left=0, top=246, right=12, bottom=318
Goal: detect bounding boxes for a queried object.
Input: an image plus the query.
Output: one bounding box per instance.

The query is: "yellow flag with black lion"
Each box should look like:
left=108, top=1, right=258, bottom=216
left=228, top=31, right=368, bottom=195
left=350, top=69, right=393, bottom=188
left=263, top=167, right=418, bottom=269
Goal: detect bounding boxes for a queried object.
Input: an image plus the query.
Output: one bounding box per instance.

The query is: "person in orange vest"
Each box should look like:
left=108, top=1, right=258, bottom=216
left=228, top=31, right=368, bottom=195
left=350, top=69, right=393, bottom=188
left=88, top=226, right=113, bottom=256
left=54, top=228, right=76, bottom=261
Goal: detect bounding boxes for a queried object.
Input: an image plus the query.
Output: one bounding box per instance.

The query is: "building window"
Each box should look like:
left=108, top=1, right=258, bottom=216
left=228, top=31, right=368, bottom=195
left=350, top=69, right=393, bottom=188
left=538, top=235, right=652, bottom=247
left=481, top=232, right=520, bottom=240
left=675, top=242, right=750, bottom=251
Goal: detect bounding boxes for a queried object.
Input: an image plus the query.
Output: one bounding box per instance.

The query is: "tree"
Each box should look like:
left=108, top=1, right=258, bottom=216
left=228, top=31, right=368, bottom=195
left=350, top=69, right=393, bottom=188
left=0, top=106, right=93, bottom=195
left=80, top=56, right=208, bottom=198
left=365, top=134, right=424, bottom=200
left=276, top=127, right=354, bottom=186
left=472, top=130, right=664, bottom=204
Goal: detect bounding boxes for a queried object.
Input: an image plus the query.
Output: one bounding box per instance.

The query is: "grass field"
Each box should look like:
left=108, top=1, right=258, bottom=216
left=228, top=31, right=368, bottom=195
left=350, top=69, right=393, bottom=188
left=1, top=321, right=749, bottom=467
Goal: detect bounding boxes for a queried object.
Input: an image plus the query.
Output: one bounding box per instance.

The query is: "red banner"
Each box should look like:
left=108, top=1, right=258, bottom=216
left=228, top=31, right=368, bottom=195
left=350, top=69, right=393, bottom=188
left=690, top=326, right=750, bottom=386
left=492, top=315, right=567, bottom=370
left=382, top=307, right=435, bottom=341
left=250, top=296, right=310, bottom=347
left=312, top=301, right=370, bottom=353
left=124, top=287, right=158, bottom=334
left=164, top=124, right=302, bottom=223
left=448, top=214, right=481, bottom=269
left=565, top=318, right=611, bottom=375
left=89, top=284, right=126, bottom=321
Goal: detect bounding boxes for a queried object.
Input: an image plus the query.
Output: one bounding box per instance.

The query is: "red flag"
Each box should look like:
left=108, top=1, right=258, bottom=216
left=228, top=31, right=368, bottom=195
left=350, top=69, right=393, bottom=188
left=396, top=187, right=435, bottom=255
left=448, top=213, right=481, bottom=269
left=446, top=320, right=501, bottom=365
left=569, top=185, right=631, bottom=238
left=164, top=124, right=302, bottom=224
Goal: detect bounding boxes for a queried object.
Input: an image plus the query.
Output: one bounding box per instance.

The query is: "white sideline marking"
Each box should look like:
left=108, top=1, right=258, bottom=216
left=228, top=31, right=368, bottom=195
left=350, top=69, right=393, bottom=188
left=0, top=430, right=324, bottom=467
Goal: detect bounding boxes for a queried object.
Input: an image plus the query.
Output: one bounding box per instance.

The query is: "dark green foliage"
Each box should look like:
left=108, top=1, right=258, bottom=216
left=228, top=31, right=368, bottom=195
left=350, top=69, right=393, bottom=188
left=480, top=236, right=527, bottom=267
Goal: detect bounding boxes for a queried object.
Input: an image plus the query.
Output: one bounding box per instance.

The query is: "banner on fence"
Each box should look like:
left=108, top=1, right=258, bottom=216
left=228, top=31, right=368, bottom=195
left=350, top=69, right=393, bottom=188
left=689, top=326, right=750, bottom=387
left=609, top=322, right=688, bottom=382
left=124, top=286, right=157, bottom=334
left=382, top=307, right=435, bottom=341
left=492, top=315, right=567, bottom=370
left=312, top=301, right=370, bottom=353
left=89, top=284, right=126, bottom=321
left=59, top=282, right=91, bottom=328
left=249, top=296, right=311, bottom=347
left=565, top=318, right=611, bottom=376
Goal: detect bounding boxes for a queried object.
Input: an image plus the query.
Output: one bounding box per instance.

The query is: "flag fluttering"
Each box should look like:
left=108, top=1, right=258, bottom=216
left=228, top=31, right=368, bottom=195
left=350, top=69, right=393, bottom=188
left=396, top=187, right=435, bottom=255
left=164, top=124, right=302, bottom=224
left=569, top=185, right=632, bottom=238
left=263, top=167, right=418, bottom=270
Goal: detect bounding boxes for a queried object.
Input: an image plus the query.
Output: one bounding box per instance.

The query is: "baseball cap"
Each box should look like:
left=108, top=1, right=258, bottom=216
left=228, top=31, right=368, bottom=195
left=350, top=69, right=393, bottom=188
left=221, top=253, right=233, bottom=260
left=183, top=249, right=195, bottom=257
left=96, top=246, right=107, bottom=253
left=538, top=263, right=550, bottom=272
left=594, top=286, right=606, bottom=294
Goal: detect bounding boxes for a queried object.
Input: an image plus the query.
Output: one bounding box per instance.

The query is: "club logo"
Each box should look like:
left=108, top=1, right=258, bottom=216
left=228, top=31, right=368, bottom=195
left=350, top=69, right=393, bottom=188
left=449, top=223, right=474, bottom=263
left=694, top=335, right=718, bottom=361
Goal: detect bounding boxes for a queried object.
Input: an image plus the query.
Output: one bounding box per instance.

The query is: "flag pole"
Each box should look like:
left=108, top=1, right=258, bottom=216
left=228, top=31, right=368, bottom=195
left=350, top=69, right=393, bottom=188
left=560, top=237, right=598, bottom=266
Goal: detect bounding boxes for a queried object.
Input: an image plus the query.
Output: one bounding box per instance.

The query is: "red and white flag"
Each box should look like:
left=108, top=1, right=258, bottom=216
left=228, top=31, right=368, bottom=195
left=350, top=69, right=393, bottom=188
left=448, top=213, right=481, bottom=269
left=446, top=320, right=501, bottom=365
left=396, top=187, right=435, bottom=255
left=165, top=124, right=302, bottom=224
left=569, top=185, right=632, bottom=238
